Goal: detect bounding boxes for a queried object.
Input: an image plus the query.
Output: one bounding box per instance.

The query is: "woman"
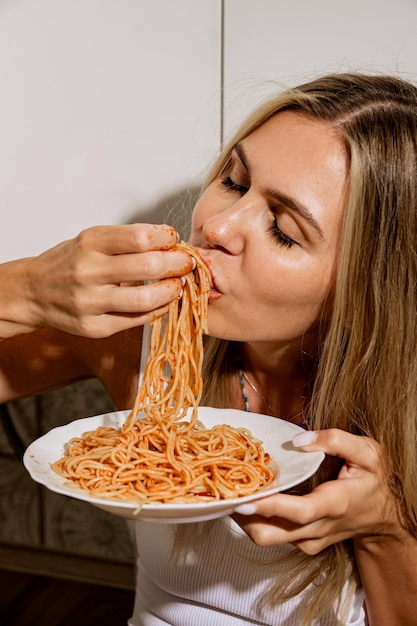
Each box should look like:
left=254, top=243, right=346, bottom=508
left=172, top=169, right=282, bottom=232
left=1, top=72, right=417, bottom=625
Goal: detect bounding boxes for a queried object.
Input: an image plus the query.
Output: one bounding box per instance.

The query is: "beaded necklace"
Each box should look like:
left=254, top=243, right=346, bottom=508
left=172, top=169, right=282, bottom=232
left=238, top=369, right=309, bottom=429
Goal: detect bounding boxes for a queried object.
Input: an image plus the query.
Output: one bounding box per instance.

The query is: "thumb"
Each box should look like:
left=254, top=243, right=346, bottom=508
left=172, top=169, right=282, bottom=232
left=292, top=428, right=378, bottom=470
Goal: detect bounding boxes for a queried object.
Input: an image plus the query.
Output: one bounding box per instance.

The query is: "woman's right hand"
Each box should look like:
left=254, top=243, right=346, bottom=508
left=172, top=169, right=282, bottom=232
left=1, top=223, right=193, bottom=339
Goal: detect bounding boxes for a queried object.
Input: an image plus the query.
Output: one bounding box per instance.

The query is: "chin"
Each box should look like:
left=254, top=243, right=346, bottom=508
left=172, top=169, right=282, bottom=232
left=206, top=303, right=250, bottom=341
left=206, top=321, right=246, bottom=343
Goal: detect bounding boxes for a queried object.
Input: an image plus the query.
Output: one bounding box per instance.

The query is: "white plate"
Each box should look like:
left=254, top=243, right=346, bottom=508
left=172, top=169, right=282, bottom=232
left=23, top=407, right=324, bottom=524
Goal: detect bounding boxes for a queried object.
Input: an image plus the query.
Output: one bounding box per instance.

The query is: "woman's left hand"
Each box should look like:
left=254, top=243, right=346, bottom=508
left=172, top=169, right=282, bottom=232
left=233, top=429, right=401, bottom=554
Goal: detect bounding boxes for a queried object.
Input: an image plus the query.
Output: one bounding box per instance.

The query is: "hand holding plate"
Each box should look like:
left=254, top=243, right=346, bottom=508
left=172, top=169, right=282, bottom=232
left=233, top=428, right=401, bottom=554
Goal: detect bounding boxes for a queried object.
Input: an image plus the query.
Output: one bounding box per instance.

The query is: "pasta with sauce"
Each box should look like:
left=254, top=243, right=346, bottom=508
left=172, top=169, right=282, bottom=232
left=52, top=242, right=275, bottom=503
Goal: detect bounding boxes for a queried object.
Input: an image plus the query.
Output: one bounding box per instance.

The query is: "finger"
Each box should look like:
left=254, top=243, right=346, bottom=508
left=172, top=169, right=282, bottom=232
left=60, top=278, right=184, bottom=320
left=235, top=485, right=342, bottom=526
left=234, top=490, right=351, bottom=549
left=233, top=505, right=332, bottom=548
left=233, top=513, right=301, bottom=547
left=234, top=506, right=356, bottom=553
left=292, top=428, right=379, bottom=471
left=77, top=250, right=194, bottom=285
left=76, top=224, right=179, bottom=255
left=102, top=278, right=185, bottom=313
left=62, top=304, right=172, bottom=338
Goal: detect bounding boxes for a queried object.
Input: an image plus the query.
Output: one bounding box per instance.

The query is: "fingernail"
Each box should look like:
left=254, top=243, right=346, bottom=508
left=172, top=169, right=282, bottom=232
left=234, top=503, right=257, bottom=515
left=181, top=276, right=186, bottom=285
left=292, top=430, right=317, bottom=447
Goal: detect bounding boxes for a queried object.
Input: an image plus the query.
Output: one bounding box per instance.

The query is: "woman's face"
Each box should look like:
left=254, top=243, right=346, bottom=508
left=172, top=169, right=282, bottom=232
left=191, top=110, right=347, bottom=348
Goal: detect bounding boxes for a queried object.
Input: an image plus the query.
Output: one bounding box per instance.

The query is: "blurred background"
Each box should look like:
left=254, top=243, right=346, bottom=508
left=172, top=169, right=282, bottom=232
left=0, top=0, right=416, bottom=623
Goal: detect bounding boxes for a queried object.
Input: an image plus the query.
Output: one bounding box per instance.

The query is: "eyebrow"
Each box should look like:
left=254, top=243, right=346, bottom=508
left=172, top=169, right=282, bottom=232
left=233, top=142, right=325, bottom=240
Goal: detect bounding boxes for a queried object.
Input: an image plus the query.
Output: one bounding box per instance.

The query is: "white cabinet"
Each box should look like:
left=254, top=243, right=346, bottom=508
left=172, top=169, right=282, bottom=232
left=0, top=0, right=221, bottom=261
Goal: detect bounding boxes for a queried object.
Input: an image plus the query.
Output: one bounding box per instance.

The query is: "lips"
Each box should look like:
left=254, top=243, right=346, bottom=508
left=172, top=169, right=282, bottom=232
left=208, top=287, right=222, bottom=302
left=196, top=248, right=222, bottom=302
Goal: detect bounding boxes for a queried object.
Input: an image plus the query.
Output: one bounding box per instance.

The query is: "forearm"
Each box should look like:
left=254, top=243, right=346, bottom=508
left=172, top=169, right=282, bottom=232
left=354, top=530, right=417, bottom=625
left=0, top=257, right=39, bottom=339
left=0, top=327, right=94, bottom=401
left=0, top=225, right=190, bottom=340
left=0, top=326, right=141, bottom=409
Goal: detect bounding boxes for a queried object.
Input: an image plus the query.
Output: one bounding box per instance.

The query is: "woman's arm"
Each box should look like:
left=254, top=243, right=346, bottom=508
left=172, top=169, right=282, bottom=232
left=0, top=325, right=141, bottom=409
left=233, top=429, right=417, bottom=625
left=0, top=223, right=192, bottom=340
left=354, top=529, right=417, bottom=625
left=0, top=222, right=193, bottom=406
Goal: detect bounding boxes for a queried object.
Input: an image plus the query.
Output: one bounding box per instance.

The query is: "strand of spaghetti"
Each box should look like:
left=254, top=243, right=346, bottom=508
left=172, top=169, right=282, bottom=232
left=131, top=243, right=208, bottom=425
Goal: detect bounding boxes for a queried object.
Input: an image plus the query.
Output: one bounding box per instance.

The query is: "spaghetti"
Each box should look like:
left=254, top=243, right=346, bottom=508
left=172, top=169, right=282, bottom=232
left=52, top=242, right=275, bottom=504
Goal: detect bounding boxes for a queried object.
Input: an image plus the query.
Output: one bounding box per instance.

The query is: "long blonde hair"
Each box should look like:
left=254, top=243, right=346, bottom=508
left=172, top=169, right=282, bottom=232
left=198, top=73, right=417, bottom=623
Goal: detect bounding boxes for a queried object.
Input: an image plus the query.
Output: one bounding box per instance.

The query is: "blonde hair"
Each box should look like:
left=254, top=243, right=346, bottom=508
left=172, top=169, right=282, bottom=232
left=197, top=73, right=417, bottom=623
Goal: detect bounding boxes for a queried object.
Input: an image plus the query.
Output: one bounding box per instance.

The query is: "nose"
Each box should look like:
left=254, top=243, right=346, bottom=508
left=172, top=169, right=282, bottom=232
left=201, top=196, right=256, bottom=255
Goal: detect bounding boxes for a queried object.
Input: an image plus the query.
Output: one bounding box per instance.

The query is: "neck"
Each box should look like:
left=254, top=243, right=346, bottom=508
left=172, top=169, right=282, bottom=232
left=237, top=342, right=314, bottom=421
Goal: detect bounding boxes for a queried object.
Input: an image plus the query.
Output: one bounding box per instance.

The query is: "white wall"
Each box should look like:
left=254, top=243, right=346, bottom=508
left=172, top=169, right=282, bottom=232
left=1, top=0, right=417, bottom=263
left=0, top=0, right=221, bottom=261
left=223, top=0, right=417, bottom=136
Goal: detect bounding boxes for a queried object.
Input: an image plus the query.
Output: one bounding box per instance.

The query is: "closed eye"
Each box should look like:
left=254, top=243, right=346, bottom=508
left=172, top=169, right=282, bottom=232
left=221, top=176, right=248, bottom=194
left=268, top=217, right=296, bottom=248
left=222, top=173, right=296, bottom=248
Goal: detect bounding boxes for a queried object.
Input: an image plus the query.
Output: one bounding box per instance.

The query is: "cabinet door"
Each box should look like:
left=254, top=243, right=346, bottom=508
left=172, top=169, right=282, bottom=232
left=0, top=0, right=222, bottom=262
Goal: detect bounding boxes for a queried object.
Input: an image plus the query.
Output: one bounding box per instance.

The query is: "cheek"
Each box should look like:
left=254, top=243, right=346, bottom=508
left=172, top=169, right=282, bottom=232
left=253, top=258, right=334, bottom=316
